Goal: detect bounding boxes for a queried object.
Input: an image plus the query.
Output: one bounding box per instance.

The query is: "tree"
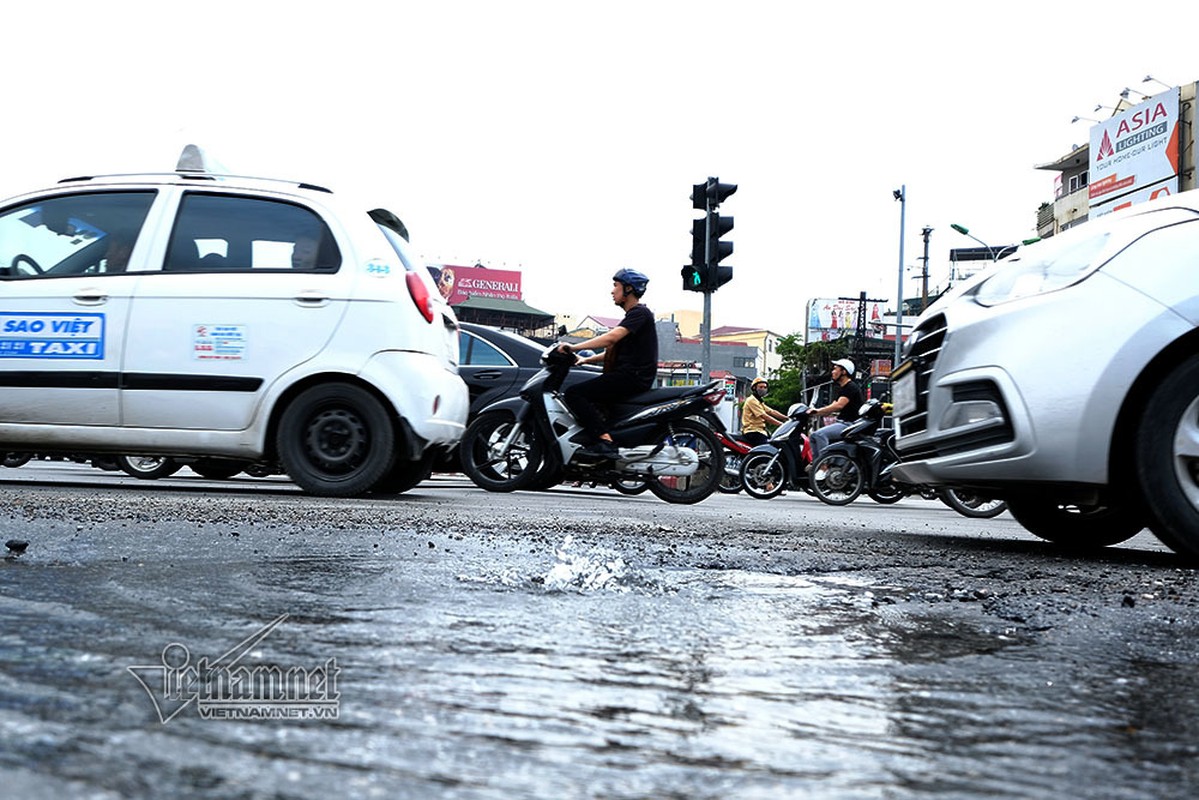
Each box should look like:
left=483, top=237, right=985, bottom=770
left=767, top=334, right=850, bottom=409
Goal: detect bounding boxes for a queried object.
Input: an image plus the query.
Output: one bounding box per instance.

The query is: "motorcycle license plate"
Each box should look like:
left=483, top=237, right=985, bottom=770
left=892, top=368, right=917, bottom=418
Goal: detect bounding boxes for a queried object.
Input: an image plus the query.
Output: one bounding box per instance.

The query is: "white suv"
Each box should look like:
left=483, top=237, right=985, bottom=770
left=0, top=146, right=468, bottom=497
left=891, top=190, right=1199, bottom=557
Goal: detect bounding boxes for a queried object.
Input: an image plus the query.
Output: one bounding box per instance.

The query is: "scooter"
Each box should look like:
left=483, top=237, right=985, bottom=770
left=739, top=403, right=812, bottom=499
left=808, top=400, right=1007, bottom=518
left=459, top=345, right=727, bottom=504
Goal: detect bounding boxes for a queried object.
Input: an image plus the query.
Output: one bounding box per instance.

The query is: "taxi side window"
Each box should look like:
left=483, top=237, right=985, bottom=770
left=0, top=191, right=155, bottom=279
left=165, top=193, right=341, bottom=272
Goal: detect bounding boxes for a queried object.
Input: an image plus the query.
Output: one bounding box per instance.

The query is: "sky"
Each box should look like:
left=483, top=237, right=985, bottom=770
left=4, top=1, right=1197, bottom=337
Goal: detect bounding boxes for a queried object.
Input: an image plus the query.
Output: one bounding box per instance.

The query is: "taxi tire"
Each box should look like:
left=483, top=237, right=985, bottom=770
left=277, top=382, right=396, bottom=497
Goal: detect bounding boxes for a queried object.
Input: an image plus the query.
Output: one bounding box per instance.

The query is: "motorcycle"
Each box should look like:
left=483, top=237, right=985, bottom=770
left=459, top=345, right=727, bottom=504
left=713, top=429, right=753, bottom=494
left=808, top=400, right=1007, bottom=518
left=739, top=403, right=812, bottom=499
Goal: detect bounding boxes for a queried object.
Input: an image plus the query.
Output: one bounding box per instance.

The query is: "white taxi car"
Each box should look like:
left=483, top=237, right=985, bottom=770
left=0, top=146, right=468, bottom=497
left=891, top=190, right=1199, bottom=558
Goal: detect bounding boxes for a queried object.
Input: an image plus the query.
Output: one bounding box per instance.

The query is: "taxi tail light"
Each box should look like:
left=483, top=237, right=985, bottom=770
left=405, top=271, right=434, bottom=323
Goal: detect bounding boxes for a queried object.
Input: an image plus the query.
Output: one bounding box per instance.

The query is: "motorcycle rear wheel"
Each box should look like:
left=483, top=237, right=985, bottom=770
left=612, top=477, right=650, bottom=495
left=459, top=411, right=543, bottom=492
left=645, top=420, right=724, bottom=505
left=868, top=481, right=906, bottom=504
left=717, top=452, right=744, bottom=494
left=809, top=453, right=863, bottom=506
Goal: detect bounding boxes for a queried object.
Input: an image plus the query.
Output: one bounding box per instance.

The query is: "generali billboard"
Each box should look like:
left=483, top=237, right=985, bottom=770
left=1089, top=88, right=1180, bottom=217
left=426, top=264, right=523, bottom=305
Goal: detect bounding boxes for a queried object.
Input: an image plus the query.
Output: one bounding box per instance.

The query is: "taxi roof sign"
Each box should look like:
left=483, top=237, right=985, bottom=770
left=176, top=144, right=228, bottom=174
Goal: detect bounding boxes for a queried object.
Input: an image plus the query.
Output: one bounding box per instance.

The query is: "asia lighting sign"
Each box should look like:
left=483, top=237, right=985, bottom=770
left=427, top=264, right=523, bottom=305
left=1089, top=88, right=1180, bottom=216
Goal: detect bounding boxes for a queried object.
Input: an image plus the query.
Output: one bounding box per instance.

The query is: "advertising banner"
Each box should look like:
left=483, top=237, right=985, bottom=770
left=1089, top=89, right=1180, bottom=215
left=805, top=297, right=887, bottom=343
left=427, top=264, right=523, bottom=305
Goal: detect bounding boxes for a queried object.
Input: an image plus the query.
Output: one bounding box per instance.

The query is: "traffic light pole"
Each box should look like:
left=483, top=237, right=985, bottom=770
left=683, top=176, right=736, bottom=385
left=701, top=207, right=713, bottom=381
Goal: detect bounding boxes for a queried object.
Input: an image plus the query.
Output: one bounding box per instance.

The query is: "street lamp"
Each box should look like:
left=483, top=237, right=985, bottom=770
left=950, top=222, right=1000, bottom=262
left=893, top=186, right=906, bottom=367
left=1143, top=75, right=1173, bottom=91
left=1071, top=115, right=1099, bottom=124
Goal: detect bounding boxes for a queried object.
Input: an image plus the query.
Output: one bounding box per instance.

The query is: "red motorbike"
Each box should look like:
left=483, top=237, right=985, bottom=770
left=713, top=429, right=754, bottom=494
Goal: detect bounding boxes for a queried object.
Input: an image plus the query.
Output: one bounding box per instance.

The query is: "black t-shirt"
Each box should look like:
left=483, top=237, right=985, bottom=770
left=835, top=380, right=863, bottom=422
left=604, top=304, right=658, bottom=388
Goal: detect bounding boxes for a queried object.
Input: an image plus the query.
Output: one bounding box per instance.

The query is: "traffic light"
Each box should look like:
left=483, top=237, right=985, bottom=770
left=684, top=177, right=736, bottom=293
left=683, top=218, right=706, bottom=292
left=706, top=212, right=734, bottom=290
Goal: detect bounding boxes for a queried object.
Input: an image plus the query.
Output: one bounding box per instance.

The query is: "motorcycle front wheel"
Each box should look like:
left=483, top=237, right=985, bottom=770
left=940, top=489, right=1007, bottom=519
left=740, top=452, right=787, bottom=500
left=459, top=411, right=544, bottom=492
left=117, top=455, right=183, bottom=480
left=645, top=420, right=724, bottom=505
left=809, top=453, right=863, bottom=505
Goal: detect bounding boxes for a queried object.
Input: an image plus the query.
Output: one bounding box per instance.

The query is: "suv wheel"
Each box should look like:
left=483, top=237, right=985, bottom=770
left=1136, top=354, right=1199, bottom=557
left=277, top=383, right=396, bottom=497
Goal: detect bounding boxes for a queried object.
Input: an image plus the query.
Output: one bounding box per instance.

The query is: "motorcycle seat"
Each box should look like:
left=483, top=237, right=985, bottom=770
left=609, top=380, right=720, bottom=416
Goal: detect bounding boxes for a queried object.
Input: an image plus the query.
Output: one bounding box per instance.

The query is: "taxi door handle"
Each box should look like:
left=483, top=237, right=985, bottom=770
left=293, top=292, right=331, bottom=308
left=73, top=290, right=109, bottom=306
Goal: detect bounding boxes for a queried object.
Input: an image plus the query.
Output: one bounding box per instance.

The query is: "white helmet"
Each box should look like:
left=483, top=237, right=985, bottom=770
left=832, top=358, right=856, bottom=378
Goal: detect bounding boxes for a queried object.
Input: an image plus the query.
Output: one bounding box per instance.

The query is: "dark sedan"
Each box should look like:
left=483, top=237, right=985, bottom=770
left=458, top=322, right=599, bottom=419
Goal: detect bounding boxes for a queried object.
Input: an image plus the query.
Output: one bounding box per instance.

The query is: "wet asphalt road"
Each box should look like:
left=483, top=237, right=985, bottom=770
left=1, top=462, right=1198, bottom=799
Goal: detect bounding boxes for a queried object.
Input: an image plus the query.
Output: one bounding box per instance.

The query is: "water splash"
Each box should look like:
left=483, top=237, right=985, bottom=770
left=542, top=535, right=630, bottom=592
left=457, top=535, right=652, bottom=594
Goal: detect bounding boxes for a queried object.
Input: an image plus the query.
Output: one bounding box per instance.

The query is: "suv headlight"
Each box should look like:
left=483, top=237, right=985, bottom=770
left=974, top=231, right=1111, bottom=306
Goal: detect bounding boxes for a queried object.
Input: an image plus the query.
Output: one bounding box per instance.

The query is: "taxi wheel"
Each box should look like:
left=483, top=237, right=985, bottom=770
left=1136, top=354, right=1199, bottom=558
left=278, top=383, right=396, bottom=497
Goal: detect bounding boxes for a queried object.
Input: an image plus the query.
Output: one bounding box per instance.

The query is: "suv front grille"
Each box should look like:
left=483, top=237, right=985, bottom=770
left=897, top=313, right=947, bottom=436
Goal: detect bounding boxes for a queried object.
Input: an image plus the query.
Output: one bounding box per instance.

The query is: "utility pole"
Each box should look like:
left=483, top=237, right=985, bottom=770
left=920, top=226, right=933, bottom=312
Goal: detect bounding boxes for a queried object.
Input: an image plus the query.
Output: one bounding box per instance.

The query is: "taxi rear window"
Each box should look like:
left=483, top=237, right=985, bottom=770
left=165, top=193, right=341, bottom=272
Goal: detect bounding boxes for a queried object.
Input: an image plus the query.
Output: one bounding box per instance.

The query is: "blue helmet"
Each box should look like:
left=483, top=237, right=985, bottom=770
left=613, top=268, right=649, bottom=297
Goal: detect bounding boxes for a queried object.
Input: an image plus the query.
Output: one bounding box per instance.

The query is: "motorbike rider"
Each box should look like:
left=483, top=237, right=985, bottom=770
left=807, top=358, right=863, bottom=465
left=557, top=268, right=657, bottom=459
left=741, top=377, right=789, bottom=446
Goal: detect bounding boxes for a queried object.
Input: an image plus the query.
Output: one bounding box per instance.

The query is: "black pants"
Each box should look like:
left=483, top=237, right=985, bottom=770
left=563, top=372, right=647, bottom=440
left=741, top=431, right=769, bottom=447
